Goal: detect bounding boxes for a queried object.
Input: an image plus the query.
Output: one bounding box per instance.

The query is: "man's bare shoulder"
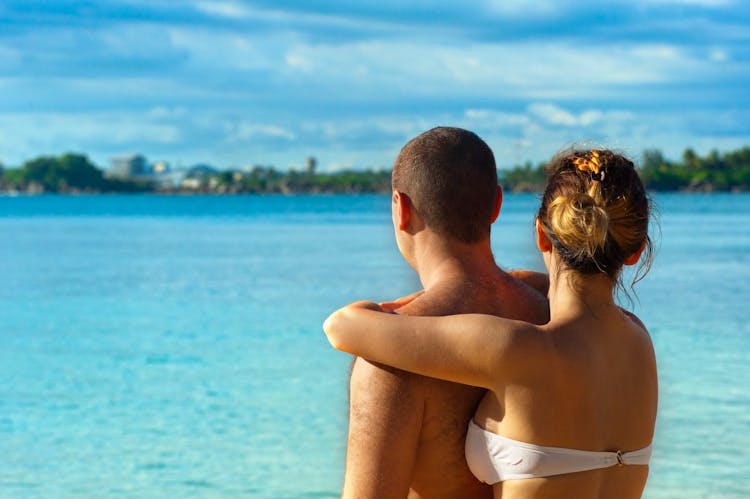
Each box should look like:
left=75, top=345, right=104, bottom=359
left=350, top=287, right=472, bottom=394
left=391, top=269, right=548, bottom=321
left=496, top=270, right=550, bottom=325
left=348, top=292, right=443, bottom=390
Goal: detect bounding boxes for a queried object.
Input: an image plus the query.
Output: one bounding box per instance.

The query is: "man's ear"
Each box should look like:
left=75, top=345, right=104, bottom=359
left=393, top=190, right=412, bottom=231
left=490, top=186, right=503, bottom=224
left=624, top=240, right=647, bottom=266
left=536, top=218, right=552, bottom=253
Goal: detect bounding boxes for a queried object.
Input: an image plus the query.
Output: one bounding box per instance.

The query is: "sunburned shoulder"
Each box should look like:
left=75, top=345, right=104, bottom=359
left=395, top=272, right=548, bottom=320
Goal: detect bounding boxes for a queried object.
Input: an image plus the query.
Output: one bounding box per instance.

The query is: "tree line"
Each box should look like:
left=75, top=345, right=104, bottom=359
left=0, top=154, right=392, bottom=194
left=2, top=147, right=750, bottom=194
left=0, top=154, right=148, bottom=193
left=499, top=146, right=750, bottom=193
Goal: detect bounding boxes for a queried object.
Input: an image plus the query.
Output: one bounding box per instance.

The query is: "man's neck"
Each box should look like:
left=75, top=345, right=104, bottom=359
left=411, top=231, right=500, bottom=290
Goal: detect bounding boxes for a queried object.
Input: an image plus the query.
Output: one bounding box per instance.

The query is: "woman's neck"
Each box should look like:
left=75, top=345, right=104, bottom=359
left=547, top=265, right=617, bottom=321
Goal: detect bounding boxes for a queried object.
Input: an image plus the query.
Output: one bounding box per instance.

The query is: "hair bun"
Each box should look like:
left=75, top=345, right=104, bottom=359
left=546, top=193, right=609, bottom=259
left=538, top=148, right=651, bottom=284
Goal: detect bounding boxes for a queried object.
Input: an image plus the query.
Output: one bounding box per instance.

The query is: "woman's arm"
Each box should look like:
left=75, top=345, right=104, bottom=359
left=323, top=301, right=530, bottom=389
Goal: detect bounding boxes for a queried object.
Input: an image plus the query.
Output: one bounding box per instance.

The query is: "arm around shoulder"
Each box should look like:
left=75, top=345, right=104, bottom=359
left=324, top=302, right=532, bottom=389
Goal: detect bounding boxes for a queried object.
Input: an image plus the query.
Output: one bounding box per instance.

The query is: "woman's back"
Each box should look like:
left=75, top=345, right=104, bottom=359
left=473, top=304, right=658, bottom=498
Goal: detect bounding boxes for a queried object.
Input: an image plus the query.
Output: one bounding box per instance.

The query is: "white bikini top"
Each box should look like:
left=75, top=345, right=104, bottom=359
left=465, top=420, right=652, bottom=484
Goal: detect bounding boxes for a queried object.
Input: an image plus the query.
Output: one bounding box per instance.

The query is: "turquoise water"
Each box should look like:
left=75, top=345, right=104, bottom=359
left=1, top=193, right=748, bottom=498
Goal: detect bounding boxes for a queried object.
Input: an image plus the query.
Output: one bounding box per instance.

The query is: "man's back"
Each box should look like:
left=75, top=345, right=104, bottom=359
left=345, top=268, right=548, bottom=498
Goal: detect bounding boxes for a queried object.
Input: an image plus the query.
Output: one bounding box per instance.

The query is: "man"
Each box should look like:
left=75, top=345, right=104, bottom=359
left=344, top=127, right=549, bottom=498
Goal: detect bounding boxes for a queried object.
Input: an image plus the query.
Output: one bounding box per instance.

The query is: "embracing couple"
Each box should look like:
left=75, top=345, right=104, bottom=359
left=324, top=127, right=657, bottom=499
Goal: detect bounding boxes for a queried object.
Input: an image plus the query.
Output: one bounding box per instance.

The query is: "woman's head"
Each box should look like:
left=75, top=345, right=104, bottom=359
left=537, top=149, right=652, bottom=285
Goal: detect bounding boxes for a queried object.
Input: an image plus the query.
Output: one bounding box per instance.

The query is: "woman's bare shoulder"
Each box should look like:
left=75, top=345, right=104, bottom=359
left=619, top=308, right=648, bottom=332
left=484, top=317, right=554, bottom=360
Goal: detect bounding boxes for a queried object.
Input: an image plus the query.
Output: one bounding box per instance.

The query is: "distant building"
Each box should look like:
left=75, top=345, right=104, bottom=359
left=152, top=170, right=186, bottom=189
left=306, top=156, right=317, bottom=174
left=181, top=177, right=203, bottom=190
left=109, top=154, right=147, bottom=178
left=180, top=164, right=219, bottom=190
left=185, top=164, right=218, bottom=177
left=152, top=161, right=170, bottom=174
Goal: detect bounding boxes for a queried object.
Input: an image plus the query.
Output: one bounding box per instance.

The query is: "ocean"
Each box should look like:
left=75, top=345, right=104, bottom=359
left=1, top=193, right=748, bottom=498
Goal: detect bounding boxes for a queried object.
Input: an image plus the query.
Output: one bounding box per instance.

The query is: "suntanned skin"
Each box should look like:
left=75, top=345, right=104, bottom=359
left=343, top=191, right=549, bottom=499
left=327, top=222, right=657, bottom=499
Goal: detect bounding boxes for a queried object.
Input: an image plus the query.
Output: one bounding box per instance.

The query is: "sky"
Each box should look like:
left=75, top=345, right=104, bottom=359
left=0, top=0, right=749, bottom=172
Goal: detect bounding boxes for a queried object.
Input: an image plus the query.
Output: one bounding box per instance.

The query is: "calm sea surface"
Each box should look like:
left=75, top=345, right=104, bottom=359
left=1, top=193, right=748, bottom=498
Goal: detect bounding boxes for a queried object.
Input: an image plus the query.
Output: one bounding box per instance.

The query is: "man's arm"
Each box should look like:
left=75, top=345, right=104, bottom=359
left=343, top=357, right=424, bottom=498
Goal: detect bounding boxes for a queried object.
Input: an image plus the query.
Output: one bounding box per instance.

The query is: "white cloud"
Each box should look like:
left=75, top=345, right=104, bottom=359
left=226, top=123, right=297, bottom=142
left=710, top=49, right=729, bottom=62
left=529, top=103, right=579, bottom=127
left=0, top=111, right=183, bottom=166
left=147, top=106, right=189, bottom=120
left=191, top=0, right=396, bottom=34
left=285, top=53, right=314, bottom=72
left=485, top=0, right=562, bottom=17
left=527, top=104, right=636, bottom=128
left=454, top=104, right=643, bottom=167
left=193, top=1, right=250, bottom=19
left=638, top=0, right=733, bottom=6
left=463, top=109, right=529, bottom=129
left=167, top=28, right=278, bottom=72
left=272, top=39, right=711, bottom=103
left=0, top=104, right=743, bottom=174
left=630, top=44, right=682, bottom=61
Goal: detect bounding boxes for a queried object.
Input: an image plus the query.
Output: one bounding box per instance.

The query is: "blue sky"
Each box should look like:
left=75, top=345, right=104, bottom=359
left=1, top=0, right=748, bottom=171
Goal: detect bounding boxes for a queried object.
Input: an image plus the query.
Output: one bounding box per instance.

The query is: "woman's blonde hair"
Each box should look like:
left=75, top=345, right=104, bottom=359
left=538, top=149, right=652, bottom=288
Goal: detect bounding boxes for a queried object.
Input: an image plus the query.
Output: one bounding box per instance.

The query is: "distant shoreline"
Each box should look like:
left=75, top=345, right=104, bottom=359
left=3, top=145, right=750, bottom=194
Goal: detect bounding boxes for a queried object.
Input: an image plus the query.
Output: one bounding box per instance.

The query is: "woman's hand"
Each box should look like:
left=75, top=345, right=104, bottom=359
left=379, top=290, right=424, bottom=312
left=349, top=300, right=385, bottom=312
left=323, top=301, right=384, bottom=353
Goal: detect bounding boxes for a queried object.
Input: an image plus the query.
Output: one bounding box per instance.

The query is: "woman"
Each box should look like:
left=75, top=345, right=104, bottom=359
left=324, top=149, right=657, bottom=498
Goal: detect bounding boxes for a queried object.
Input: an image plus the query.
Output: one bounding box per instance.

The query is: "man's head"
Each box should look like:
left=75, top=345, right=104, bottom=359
left=391, top=127, right=500, bottom=246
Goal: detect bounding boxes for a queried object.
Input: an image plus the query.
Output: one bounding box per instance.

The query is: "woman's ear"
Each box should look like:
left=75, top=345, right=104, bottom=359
left=624, top=240, right=647, bottom=266
left=490, top=186, right=503, bottom=224
left=393, top=190, right=412, bottom=231
left=536, top=219, right=552, bottom=253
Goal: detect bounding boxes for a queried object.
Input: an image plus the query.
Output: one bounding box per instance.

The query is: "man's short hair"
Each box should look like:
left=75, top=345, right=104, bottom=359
left=392, top=126, right=498, bottom=243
